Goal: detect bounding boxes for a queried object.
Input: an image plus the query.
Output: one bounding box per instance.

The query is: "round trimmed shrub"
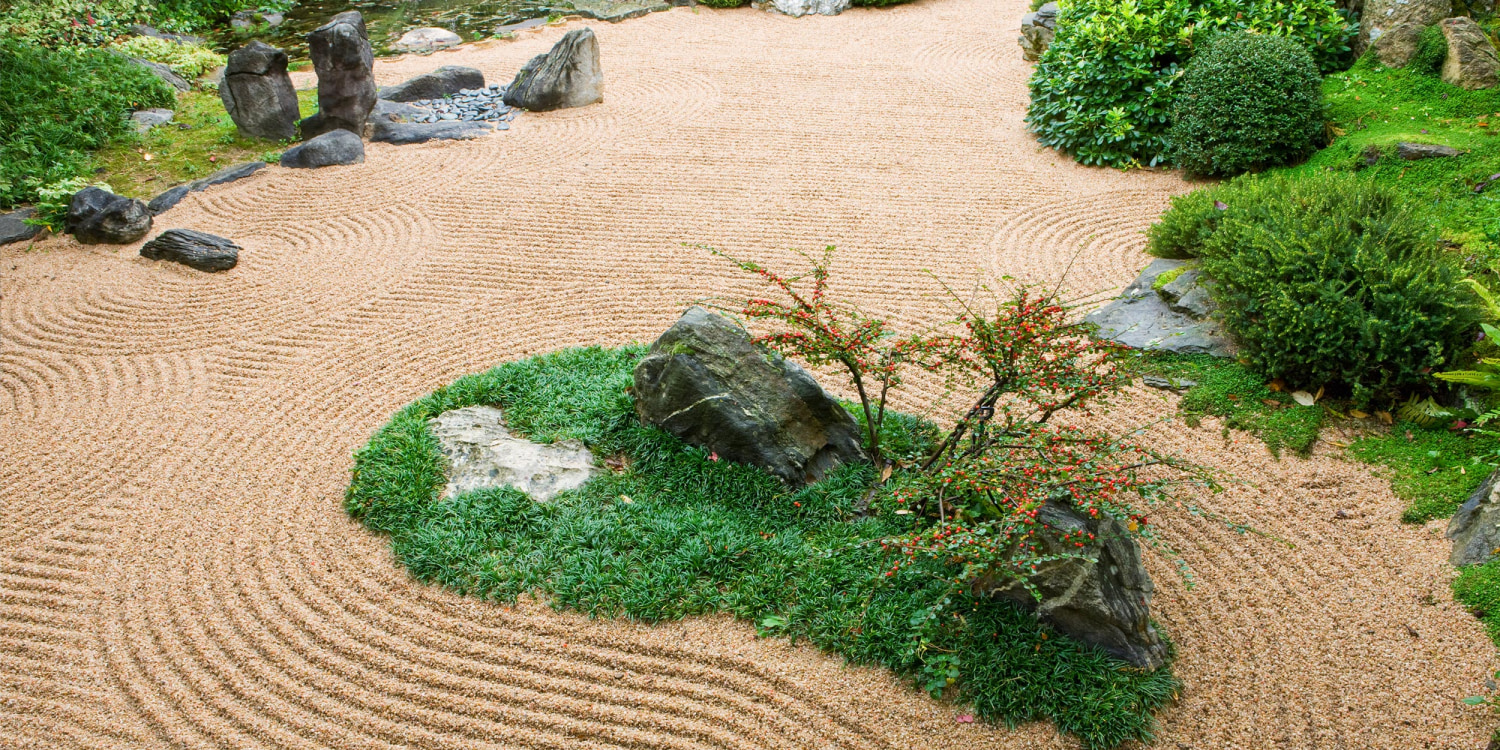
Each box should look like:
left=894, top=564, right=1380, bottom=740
left=1198, top=173, right=1476, bottom=402
left=1166, top=33, right=1325, bottom=177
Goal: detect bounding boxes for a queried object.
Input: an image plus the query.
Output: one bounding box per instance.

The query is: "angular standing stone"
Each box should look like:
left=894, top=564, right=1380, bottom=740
left=503, top=28, right=603, bottom=112
left=140, top=229, right=240, bottom=272
left=301, top=11, right=377, bottom=138
left=1442, top=16, right=1500, bottom=90
left=65, top=188, right=152, bottom=245
left=221, top=41, right=302, bottom=140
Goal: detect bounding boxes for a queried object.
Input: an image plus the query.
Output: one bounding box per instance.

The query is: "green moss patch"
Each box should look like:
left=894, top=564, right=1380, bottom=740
left=1455, top=559, right=1500, bottom=647
left=1348, top=423, right=1499, bottom=523
left=1133, top=353, right=1322, bottom=457
left=346, top=346, right=1181, bottom=750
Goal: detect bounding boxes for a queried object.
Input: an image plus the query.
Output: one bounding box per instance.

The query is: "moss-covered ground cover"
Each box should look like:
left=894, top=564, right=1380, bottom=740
left=1130, top=353, right=1322, bottom=457
left=346, top=345, right=1181, bottom=750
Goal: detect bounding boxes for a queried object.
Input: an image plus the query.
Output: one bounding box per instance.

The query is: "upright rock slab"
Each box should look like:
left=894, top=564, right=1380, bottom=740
left=140, top=229, right=240, bottom=272
left=302, top=11, right=377, bottom=137
left=65, top=188, right=151, bottom=245
left=379, top=66, right=486, bottom=102
left=503, top=28, right=603, bottom=112
left=633, top=307, right=868, bottom=486
left=1357, top=0, right=1452, bottom=55
left=981, top=493, right=1168, bottom=669
left=221, top=41, right=301, bottom=140
left=1019, top=2, right=1059, bottom=62
left=1449, top=468, right=1500, bottom=566
left=1442, top=16, right=1500, bottom=90
left=429, top=405, right=597, bottom=502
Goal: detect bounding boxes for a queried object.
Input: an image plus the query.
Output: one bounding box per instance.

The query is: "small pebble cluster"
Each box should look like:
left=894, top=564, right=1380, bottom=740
left=406, top=84, right=518, bottom=128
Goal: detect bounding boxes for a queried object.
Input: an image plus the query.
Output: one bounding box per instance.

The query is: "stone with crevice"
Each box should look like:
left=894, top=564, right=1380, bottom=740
left=1083, top=259, right=1234, bottom=357
left=1448, top=468, right=1500, bottom=566
left=429, top=405, right=596, bottom=502
left=140, top=229, right=240, bottom=272
left=302, top=11, right=377, bottom=138
left=220, top=41, right=301, bottom=140
left=65, top=188, right=151, bottom=245
left=1442, top=16, right=1500, bottom=90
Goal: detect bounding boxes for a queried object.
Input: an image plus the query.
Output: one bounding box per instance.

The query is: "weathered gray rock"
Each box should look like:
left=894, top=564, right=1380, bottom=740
left=140, top=229, right=240, bottom=272
left=379, top=66, right=486, bottom=102
left=370, top=119, right=493, bottom=144
left=633, top=307, right=868, bottom=486
left=1370, top=20, right=1425, bottom=67
left=982, top=492, right=1167, bottom=669
left=64, top=188, right=151, bottom=245
left=230, top=9, right=285, bottom=29
left=429, top=405, right=596, bottom=502
left=395, top=27, right=462, bottom=51
left=503, top=28, right=603, bottom=112
left=1442, top=16, right=1500, bottom=90
left=372, top=99, right=430, bottom=123
left=129, top=58, right=190, bottom=92
left=1449, top=468, right=1500, bottom=566
left=131, top=108, right=175, bottom=134
left=1084, top=260, right=1234, bottom=357
left=1397, top=141, right=1462, bottom=159
left=302, top=11, right=377, bottom=137
left=221, top=41, right=301, bottom=140
left=279, top=129, right=365, bottom=168
left=568, top=0, right=671, bottom=22
left=147, top=162, right=267, bottom=216
left=1357, top=0, right=1452, bottom=55
left=772, top=0, right=849, bottom=17
left=128, top=24, right=204, bottom=44
left=1019, top=2, right=1059, bottom=62
left=0, top=208, right=39, bottom=246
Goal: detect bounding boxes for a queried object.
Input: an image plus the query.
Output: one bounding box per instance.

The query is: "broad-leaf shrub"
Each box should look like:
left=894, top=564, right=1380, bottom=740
left=1167, top=32, right=1325, bottom=176
left=1194, top=174, right=1475, bottom=401
left=0, top=39, right=173, bottom=209
left=110, top=36, right=226, bottom=81
left=1026, top=0, right=1351, bottom=168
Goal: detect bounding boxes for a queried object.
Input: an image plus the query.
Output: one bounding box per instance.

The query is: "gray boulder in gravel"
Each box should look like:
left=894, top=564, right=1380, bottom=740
left=0, top=208, right=39, bottom=246
left=301, top=11, right=377, bottom=138
left=772, top=0, right=849, bottom=17
left=279, top=129, right=365, bottom=168
left=1448, top=468, right=1500, bottom=566
left=379, top=66, right=486, bottom=102
left=503, top=28, right=603, bottom=112
left=429, top=405, right=597, bottom=502
left=1084, top=259, right=1234, bottom=357
left=221, top=41, right=301, bottom=140
left=140, top=229, right=240, bottom=272
left=633, top=306, right=868, bottom=486
left=370, top=119, right=492, bottom=144
left=981, top=491, right=1168, bottom=670
left=65, top=188, right=152, bottom=245
left=1019, top=2, right=1059, bottom=62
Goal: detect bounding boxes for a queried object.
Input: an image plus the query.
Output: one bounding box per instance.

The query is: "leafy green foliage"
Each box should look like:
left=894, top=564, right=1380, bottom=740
left=347, top=346, right=1181, bottom=749
left=1195, top=173, right=1476, bottom=400
left=0, top=0, right=268, bottom=45
left=695, top=0, right=747, bottom=7
left=1145, top=187, right=1224, bottom=259
left=1349, top=422, right=1500, bottom=523
left=0, top=39, right=172, bottom=209
left=1132, top=353, right=1322, bottom=456
left=110, top=36, right=225, bottom=81
left=1025, top=0, right=1351, bottom=168
left=1455, top=559, right=1500, bottom=646
left=25, top=177, right=96, bottom=232
left=1167, top=32, right=1326, bottom=177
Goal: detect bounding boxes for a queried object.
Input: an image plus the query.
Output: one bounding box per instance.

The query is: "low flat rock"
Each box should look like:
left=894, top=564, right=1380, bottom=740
left=772, top=0, right=849, bottom=16
left=279, top=129, right=365, bottom=168
left=147, top=162, right=267, bottom=216
left=140, top=229, right=240, bottom=272
left=564, top=0, right=671, bottom=21
left=373, top=99, right=431, bottom=123
left=429, top=405, right=596, bottom=502
left=132, top=108, right=175, bottom=134
left=396, top=27, right=462, bottom=51
left=0, top=208, right=39, bottom=246
left=379, top=66, right=485, bottom=103
left=1449, top=468, right=1500, bottom=566
left=1083, top=259, right=1234, bottom=357
left=129, top=58, right=190, bottom=92
left=1397, top=141, right=1462, bottom=159
left=370, top=119, right=493, bottom=144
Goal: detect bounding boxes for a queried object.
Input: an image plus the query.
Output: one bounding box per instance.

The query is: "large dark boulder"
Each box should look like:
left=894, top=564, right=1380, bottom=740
left=65, top=188, right=152, bottom=245
left=279, top=129, right=365, bottom=168
left=980, top=492, right=1168, bottom=669
left=302, top=11, right=376, bottom=137
left=379, top=66, right=486, bottom=102
left=1449, top=468, right=1500, bottom=566
left=140, top=229, right=240, bottom=272
left=633, top=307, right=867, bottom=486
left=503, top=28, right=603, bottom=112
left=221, top=41, right=301, bottom=140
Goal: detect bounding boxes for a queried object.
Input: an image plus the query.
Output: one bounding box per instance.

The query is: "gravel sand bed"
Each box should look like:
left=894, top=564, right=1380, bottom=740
left=1, top=0, right=1495, bottom=746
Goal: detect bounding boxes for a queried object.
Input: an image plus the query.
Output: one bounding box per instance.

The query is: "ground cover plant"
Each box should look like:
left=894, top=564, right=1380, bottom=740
left=1026, top=0, right=1350, bottom=168
left=347, top=250, right=1225, bottom=748
left=1348, top=423, right=1500, bottom=523
left=0, top=38, right=173, bottom=210
left=0, top=0, right=275, bottom=46
left=110, top=35, right=225, bottom=80
left=1130, top=353, right=1322, bottom=457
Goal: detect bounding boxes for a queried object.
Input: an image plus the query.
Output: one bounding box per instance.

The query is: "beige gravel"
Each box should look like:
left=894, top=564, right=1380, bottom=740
left=1, top=0, right=1497, bottom=747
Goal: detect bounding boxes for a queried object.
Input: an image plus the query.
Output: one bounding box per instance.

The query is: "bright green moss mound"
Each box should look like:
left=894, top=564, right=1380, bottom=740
left=346, top=346, right=1181, bottom=750
left=1348, top=423, right=1500, bottom=524
left=1133, top=353, right=1322, bottom=457
left=1455, top=559, right=1500, bottom=647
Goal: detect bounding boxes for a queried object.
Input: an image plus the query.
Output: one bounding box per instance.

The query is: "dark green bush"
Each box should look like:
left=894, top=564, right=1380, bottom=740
left=1167, top=33, right=1325, bottom=177
left=1197, top=173, right=1476, bottom=401
left=1146, top=187, right=1223, bottom=259
left=1026, top=0, right=1351, bottom=168
left=0, top=0, right=267, bottom=45
left=0, top=39, right=173, bottom=209
left=695, top=0, right=747, bottom=7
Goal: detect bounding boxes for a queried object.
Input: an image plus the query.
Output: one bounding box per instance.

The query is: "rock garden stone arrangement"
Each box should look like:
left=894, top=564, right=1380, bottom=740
left=65, top=188, right=152, bottom=245
left=1084, top=259, right=1234, bottom=357
left=139, top=229, right=241, bottom=272
left=428, top=405, right=597, bottom=502
left=300, top=12, right=378, bottom=138
left=378, top=66, right=486, bottom=102
left=504, top=28, right=605, bottom=112
left=220, top=40, right=302, bottom=141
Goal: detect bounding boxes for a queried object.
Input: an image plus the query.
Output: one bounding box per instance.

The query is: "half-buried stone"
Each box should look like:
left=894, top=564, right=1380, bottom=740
left=503, top=28, right=603, bottom=112
left=279, top=129, right=365, bottom=168
left=147, top=161, right=267, bottom=216
left=632, top=306, right=867, bottom=486
left=65, top=188, right=152, bottom=245
left=0, top=208, right=39, bottom=246
left=428, top=405, right=596, bottom=502
left=140, top=229, right=240, bottom=272
left=379, top=66, right=485, bottom=103
left=371, top=119, right=493, bottom=145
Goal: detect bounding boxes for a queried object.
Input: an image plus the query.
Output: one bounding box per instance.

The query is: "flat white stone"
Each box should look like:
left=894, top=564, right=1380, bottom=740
left=428, top=405, right=595, bottom=502
left=771, top=0, right=849, bottom=17
left=397, top=27, right=463, bottom=51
